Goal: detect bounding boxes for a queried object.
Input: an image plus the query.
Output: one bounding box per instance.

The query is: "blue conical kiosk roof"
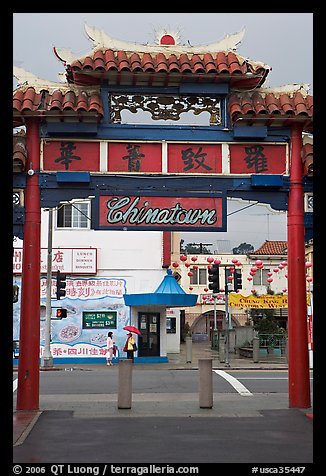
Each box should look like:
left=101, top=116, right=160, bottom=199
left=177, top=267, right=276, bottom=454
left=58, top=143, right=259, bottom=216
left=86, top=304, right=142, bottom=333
left=123, top=269, right=198, bottom=307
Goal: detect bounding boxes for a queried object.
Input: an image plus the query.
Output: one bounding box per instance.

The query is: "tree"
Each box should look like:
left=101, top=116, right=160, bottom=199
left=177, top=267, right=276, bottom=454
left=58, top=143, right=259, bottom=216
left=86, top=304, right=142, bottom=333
left=250, top=290, right=286, bottom=334
left=232, top=242, right=254, bottom=254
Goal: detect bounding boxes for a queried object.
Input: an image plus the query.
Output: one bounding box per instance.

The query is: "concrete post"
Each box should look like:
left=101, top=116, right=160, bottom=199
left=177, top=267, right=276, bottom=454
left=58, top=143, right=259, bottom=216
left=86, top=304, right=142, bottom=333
left=253, top=337, right=259, bottom=363
left=199, top=358, right=213, bottom=408
left=219, top=336, right=225, bottom=363
left=118, top=359, right=133, bottom=409
left=185, top=336, right=192, bottom=363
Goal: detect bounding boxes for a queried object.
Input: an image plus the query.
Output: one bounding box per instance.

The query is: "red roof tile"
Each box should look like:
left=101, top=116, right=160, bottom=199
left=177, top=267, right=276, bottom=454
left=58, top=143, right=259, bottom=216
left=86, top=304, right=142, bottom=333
left=252, top=240, right=288, bottom=256
left=13, top=132, right=27, bottom=172
left=228, top=90, right=313, bottom=133
left=63, top=49, right=269, bottom=89
left=302, top=143, right=313, bottom=176
left=13, top=87, right=104, bottom=126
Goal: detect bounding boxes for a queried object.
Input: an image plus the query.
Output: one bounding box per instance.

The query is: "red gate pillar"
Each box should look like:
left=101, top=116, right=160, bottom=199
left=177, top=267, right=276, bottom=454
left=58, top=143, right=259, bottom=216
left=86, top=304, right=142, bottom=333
left=287, top=123, right=311, bottom=408
left=16, top=118, right=41, bottom=411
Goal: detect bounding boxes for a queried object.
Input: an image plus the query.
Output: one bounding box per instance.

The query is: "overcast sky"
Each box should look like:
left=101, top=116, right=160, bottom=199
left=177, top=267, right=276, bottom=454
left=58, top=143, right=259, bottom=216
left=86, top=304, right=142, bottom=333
left=13, top=12, right=313, bottom=252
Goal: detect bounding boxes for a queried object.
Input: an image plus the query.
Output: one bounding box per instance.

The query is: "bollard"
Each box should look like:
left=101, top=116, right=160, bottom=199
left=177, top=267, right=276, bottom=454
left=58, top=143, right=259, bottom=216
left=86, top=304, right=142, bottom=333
left=185, top=335, right=192, bottom=363
left=199, top=358, right=213, bottom=408
left=219, top=337, right=225, bottom=363
left=252, top=337, right=259, bottom=363
left=117, top=359, right=133, bottom=409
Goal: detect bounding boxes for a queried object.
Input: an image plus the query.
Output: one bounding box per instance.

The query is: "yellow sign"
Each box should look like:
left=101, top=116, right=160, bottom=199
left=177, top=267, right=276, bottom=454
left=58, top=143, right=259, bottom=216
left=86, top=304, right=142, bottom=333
left=228, top=293, right=310, bottom=309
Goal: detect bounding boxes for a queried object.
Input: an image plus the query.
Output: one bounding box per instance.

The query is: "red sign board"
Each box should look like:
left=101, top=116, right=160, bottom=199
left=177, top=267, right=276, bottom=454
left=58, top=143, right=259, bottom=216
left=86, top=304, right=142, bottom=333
left=168, top=144, right=222, bottom=173
left=42, top=140, right=287, bottom=176
left=95, top=194, right=226, bottom=231
left=108, top=142, right=162, bottom=172
left=229, top=144, right=287, bottom=174
left=43, top=141, right=100, bottom=171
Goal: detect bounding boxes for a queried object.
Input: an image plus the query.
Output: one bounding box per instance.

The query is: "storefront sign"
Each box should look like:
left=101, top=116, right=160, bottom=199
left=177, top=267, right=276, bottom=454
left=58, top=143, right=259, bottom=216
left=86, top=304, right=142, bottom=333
left=95, top=193, right=226, bottom=231
left=228, top=293, right=310, bottom=309
left=13, top=248, right=97, bottom=274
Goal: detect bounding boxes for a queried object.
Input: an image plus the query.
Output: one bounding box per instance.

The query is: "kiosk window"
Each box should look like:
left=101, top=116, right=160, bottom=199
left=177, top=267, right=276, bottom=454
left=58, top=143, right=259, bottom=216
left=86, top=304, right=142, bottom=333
left=166, top=317, right=176, bottom=334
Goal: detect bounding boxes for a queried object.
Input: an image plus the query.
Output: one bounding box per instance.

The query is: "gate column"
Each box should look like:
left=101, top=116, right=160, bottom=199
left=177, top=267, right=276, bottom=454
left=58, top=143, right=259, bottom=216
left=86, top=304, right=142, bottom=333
left=287, top=123, right=311, bottom=409
left=16, top=118, right=41, bottom=411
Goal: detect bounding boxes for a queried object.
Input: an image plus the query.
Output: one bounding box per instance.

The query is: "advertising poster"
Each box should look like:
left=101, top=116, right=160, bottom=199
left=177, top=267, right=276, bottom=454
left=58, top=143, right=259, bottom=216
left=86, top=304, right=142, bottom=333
left=13, top=277, right=131, bottom=361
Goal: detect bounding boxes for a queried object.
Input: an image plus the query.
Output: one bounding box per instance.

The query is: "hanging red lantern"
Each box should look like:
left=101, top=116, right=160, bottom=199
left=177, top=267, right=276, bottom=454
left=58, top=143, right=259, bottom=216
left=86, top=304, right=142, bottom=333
left=204, top=288, right=209, bottom=292
left=189, top=287, right=193, bottom=291
left=267, top=277, right=273, bottom=283
left=228, top=275, right=233, bottom=281
left=193, top=265, right=198, bottom=270
left=247, top=277, right=253, bottom=281
left=250, top=267, right=257, bottom=273
left=185, top=262, right=191, bottom=268
left=251, top=289, right=256, bottom=293
left=306, top=276, right=313, bottom=282
left=255, top=260, right=263, bottom=267
left=187, top=271, right=193, bottom=277
left=214, top=259, right=221, bottom=265
left=208, top=264, right=213, bottom=270
left=305, top=261, right=312, bottom=268
left=267, top=272, right=273, bottom=277
left=282, top=288, right=287, bottom=293
left=273, top=268, right=279, bottom=273
left=191, top=256, right=198, bottom=262
left=172, top=262, right=179, bottom=268
left=180, top=255, right=187, bottom=262
left=281, top=261, right=288, bottom=267
left=207, top=257, right=214, bottom=263
left=232, top=258, right=238, bottom=264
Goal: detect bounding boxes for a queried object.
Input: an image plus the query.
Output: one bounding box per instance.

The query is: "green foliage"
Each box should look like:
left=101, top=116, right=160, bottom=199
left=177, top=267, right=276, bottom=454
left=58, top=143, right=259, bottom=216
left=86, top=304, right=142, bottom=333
left=250, top=289, right=285, bottom=334
left=232, top=242, right=254, bottom=254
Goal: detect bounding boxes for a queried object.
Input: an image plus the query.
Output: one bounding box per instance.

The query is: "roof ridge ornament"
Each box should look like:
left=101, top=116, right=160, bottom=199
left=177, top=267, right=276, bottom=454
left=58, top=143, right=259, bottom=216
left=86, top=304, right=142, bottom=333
left=13, top=66, right=100, bottom=95
left=13, top=66, right=66, bottom=90
left=53, top=23, right=248, bottom=65
left=256, top=83, right=311, bottom=97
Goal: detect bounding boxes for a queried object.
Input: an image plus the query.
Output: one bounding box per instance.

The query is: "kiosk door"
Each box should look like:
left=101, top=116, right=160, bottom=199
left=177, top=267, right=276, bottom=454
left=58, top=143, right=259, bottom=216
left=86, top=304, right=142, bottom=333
left=138, top=312, right=160, bottom=357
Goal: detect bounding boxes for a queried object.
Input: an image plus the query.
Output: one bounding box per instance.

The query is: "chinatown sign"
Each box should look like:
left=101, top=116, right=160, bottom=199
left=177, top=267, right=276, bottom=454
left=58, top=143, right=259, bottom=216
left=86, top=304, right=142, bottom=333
left=93, top=193, right=226, bottom=231
left=228, top=293, right=310, bottom=309
left=41, top=140, right=288, bottom=175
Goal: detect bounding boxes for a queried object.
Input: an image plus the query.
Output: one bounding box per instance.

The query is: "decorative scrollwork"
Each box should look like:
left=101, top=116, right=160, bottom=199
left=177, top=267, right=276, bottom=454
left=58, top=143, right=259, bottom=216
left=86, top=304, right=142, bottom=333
left=110, top=94, right=221, bottom=125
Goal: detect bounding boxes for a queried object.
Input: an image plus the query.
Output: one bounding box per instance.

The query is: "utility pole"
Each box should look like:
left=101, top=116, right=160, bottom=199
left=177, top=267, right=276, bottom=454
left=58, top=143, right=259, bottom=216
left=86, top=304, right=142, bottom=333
left=41, top=208, right=54, bottom=368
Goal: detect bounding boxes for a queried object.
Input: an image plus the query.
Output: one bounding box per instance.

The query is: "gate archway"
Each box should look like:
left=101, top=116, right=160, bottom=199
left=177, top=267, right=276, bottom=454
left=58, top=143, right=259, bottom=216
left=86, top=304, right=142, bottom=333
left=13, top=24, right=313, bottom=410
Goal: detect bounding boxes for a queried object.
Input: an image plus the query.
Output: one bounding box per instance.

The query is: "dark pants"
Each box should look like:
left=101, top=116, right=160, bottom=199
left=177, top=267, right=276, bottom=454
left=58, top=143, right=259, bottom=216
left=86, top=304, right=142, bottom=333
left=127, top=350, right=134, bottom=361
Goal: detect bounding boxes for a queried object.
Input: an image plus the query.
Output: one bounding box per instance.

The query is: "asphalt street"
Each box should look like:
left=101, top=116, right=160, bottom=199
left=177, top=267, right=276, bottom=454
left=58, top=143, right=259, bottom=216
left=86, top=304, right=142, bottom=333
left=13, top=367, right=314, bottom=465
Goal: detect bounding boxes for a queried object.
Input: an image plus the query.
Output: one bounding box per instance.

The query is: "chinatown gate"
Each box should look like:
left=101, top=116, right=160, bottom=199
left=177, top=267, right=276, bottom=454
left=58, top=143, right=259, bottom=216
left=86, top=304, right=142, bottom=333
left=13, top=25, right=313, bottom=410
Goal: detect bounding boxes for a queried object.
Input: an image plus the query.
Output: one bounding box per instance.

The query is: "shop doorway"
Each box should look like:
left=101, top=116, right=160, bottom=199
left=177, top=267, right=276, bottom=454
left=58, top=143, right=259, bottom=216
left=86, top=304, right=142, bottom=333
left=138, top=312, right=160, bottom=356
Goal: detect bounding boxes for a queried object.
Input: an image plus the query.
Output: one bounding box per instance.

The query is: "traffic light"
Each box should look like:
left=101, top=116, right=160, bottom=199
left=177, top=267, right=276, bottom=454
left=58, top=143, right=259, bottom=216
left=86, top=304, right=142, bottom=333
left=208, top=264, right=220, bottom=293
left=56, top=270, right=67, bottom=300
left=234, top=269, right=242, bottom=292
left=56, top=308, right=67, bottom=319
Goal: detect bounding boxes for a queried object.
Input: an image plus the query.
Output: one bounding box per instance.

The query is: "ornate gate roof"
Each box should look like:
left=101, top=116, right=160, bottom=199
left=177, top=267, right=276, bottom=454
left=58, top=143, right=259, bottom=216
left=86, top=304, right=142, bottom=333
left=13, top=24, right=313, bottom=134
